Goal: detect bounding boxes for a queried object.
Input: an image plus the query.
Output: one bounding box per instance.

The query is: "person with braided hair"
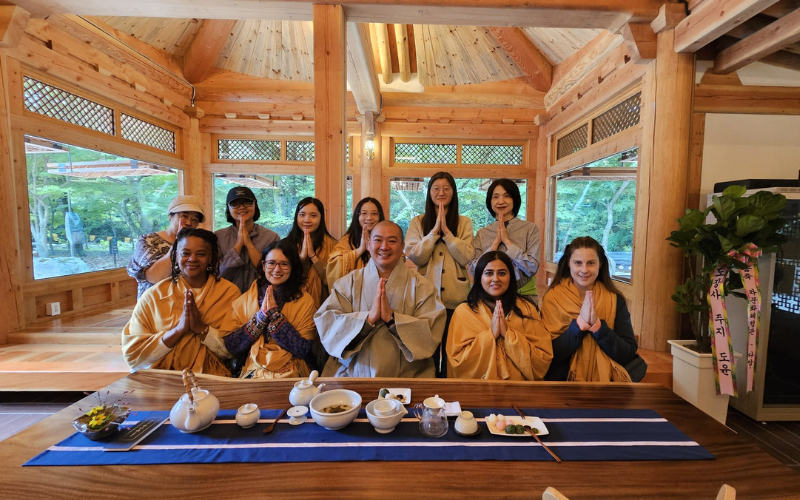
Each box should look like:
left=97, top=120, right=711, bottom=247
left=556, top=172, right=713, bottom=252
left=122, top=228, right=241, bottom=376
left=219, top=240, right=321, bottom=379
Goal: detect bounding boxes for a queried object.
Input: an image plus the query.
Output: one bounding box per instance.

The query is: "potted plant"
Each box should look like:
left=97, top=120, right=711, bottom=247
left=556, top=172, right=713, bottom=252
left=665, top=185, right=786, bottom=423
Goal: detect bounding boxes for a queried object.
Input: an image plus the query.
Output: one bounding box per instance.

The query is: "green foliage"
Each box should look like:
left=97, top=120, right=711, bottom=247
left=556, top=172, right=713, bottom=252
left=666, top=188, right=787, bottom=351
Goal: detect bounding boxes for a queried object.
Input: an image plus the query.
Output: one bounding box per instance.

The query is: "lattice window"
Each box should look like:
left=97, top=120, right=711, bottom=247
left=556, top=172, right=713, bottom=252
left=286, top=141, right=315, bottom=162
left=120, top=114, right=176, bottom=153
left=394, top=143, right=457, bottom=164
left=23, top=76, right=114, bottom=135
left=592, top=93, right=642, bottom=144
left=556, top=124, right=588, bottom=160
left=218, top=139, right=280, bottom=161
left=462, top=144, right=523, bottom=165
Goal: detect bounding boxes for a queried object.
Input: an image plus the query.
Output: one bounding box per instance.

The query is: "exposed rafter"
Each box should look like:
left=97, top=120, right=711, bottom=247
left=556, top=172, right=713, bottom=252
left=0, top=5, right=30, bottom=48
left=620, top=22, right=657, bottom=62
left=182, top=19, right=236, bottom=84
left=346, top=22, right=381, bottom=114
left=375, top=23, right=391, bottom=84
left=714, top=7, right=800, bottom=73
left=487, top=27, right=552, bottom=92
left=394, top=24, right=411, bottom=83
left=674, top=0, right=781, bottom=53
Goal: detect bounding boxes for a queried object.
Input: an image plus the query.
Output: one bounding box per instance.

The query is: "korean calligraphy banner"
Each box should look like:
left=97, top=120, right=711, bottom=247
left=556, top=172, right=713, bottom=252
left=732, top=244, right=763, bottom=393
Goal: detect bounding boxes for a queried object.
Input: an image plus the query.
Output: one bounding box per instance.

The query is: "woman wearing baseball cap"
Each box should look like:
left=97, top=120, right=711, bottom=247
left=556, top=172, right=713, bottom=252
left=216, top=186, right=279, bottom=293
left=127, top=194, right=205, bottom=299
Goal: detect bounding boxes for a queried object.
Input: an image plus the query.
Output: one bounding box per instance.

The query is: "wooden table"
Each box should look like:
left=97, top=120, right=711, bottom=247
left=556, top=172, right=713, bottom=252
left=2, top=370, right=799, bottom=499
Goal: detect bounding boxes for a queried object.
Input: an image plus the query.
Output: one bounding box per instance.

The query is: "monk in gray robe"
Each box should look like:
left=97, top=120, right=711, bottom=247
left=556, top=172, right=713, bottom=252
left=315, top=221, right=446, bottom=377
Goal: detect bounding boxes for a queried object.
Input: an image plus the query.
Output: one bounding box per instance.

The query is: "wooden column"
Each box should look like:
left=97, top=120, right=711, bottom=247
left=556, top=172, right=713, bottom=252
left=183, top=106, right=206, bottom=225
left=360, top=113, right=382, bottom=208
left=313, top=4, right=347, bottom=238
left=0, top=54, right=22, bottom=343
left=533, top=132, right=549, bottom=296
left=633, top=27, right=694, bottom=351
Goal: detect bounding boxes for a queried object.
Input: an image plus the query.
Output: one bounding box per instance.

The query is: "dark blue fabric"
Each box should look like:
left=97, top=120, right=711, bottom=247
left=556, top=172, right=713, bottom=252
left=24, top=408, right=712, bottom=466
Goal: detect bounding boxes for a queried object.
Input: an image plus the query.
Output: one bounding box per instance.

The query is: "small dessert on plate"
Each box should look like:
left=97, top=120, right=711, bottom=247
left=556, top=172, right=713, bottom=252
left=378, top=388, right=411, bottom=405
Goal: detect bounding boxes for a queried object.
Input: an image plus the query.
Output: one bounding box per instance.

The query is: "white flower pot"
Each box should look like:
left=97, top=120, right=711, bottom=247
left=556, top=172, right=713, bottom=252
left=668, top=340, right=742, bottom=425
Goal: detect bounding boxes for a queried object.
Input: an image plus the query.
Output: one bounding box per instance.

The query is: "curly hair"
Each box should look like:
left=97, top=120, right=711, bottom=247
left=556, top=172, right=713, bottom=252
left=551, top=236, right=623, bottom=298
left=258, top=239, right=307, bottom=304
left=284, top=197, right=333, bottom=255
left=467, top=251, right=536, bottom=318
left=170, top=228, right=220, bottom=283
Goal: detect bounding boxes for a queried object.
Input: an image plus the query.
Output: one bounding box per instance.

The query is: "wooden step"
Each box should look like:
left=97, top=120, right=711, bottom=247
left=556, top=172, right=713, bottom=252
left=7, top=331, right=123, bottom=345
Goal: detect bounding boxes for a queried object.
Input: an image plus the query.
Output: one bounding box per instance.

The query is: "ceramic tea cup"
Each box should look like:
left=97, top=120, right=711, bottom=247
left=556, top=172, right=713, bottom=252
left=373, top=398, right=399, bottom=416
left=454, top=411, right=478, bottom=434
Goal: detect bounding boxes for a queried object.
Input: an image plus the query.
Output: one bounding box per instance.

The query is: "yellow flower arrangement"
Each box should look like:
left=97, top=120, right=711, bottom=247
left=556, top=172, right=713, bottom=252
left=73, top=391, right=132, bottom=440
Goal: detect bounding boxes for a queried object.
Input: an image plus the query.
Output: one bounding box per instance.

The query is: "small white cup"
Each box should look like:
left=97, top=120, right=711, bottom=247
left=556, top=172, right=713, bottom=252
left=236, top=403, right=260, bottom=428
left=373, top=399, right=398, bottom=416
left=454, top=411, right=478, bottom=434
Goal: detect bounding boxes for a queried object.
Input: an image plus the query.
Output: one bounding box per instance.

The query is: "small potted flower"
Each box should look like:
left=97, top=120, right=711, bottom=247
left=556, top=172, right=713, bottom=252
left=73, top=392, right=131, bottom=441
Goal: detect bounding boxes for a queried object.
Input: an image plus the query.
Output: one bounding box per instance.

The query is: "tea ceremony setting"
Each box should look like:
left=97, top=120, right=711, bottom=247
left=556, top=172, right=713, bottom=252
left=0, top=0, right=799, bottom=498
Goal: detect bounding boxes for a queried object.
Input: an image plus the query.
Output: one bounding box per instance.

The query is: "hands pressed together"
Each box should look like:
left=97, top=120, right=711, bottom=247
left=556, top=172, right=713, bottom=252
left=355, top=223, right=370, bottom=259
left=233, top=215, right=253, bottom=253
left=260, top=285, right=278, bottom=314
left=367, top=278, right=393, bottom=326
left=489, top=214, right=512, bottom=251
left=175, top=290, right=208, bottom=338
left=579, top=290, right=599, bottom=328
left=299, top=229, right=317, bottom=261
left=490, top=300, right=508, bottom=339
left=430, top=203, right=451, bottom=237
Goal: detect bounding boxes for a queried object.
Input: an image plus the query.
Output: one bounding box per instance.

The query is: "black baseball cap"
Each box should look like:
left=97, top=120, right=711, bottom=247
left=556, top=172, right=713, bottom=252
left=226, top=186, right=257, bottom=205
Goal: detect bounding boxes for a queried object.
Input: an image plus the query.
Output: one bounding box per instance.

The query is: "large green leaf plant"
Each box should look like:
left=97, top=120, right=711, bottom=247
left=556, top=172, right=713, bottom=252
left=666, top=185, right=787, bottom=353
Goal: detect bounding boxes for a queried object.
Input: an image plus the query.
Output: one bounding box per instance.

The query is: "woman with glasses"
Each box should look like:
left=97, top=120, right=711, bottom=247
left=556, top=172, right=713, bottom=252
left=127, top=195, right=205, bottom=299
left=326, top=197, right=385, bottom=287
left=404, top=171, right=473, bottom=377
left=220, top=240, right=319, bottom=379
left=283, top=197, right=337, bottom=308
left=216, top=186, right=279, bottom=294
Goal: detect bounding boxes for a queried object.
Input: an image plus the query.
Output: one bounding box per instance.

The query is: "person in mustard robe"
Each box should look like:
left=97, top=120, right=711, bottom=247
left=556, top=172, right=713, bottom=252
left=220, top=240, right=320, bottom=379
left=541, top=236, right=639, bottom=382
left=447, top=251, right=552, bottom=380
left=283, top=197, right=337, bottom=308
left=122, top=228, right=241, bottom=377
left=326, top=197, right=385, bottom=287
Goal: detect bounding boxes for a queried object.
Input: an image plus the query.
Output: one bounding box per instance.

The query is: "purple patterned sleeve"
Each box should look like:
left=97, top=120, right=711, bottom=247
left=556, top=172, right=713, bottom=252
left=223, top=311, right=268, bottom=357
left=268, top=314, right=315, bottom=370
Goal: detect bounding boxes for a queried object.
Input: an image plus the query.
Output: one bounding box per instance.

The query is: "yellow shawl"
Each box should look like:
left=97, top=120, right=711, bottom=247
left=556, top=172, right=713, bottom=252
left=447, top=299, right=553, bottom=381
left=325, top=234, right=367, bottom=289
left=541, top=279, right=631, bottom=382
left=302, top=235, right=337, bottom=309
left=220, top=281, right=319, bottom=379
left=122, top=276, right=241, bottom=376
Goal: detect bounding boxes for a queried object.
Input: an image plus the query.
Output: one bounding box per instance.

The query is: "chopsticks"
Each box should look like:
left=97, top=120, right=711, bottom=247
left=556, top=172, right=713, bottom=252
left=511, top=403, right=561, bottom=463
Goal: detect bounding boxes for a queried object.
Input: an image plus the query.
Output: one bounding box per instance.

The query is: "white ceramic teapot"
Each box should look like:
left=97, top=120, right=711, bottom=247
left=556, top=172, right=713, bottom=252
left=170, top=369, right=220, bottom=433
left=289, top=370, right=325, bottom=407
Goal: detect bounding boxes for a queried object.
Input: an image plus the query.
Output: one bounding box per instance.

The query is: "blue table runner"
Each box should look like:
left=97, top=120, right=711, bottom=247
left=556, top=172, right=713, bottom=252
left=24, top=408, right=713, bottom=466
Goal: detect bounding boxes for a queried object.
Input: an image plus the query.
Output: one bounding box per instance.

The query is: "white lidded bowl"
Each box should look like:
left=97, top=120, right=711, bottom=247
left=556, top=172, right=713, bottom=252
left=308, top=389, right=362, bottom=430
left=366, top=399, right=408, bottom=434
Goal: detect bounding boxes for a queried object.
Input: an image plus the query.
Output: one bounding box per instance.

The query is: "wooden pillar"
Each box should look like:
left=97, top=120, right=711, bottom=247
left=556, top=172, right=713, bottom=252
left=313, top=4, right=347, bottom=238
left=633, top=27, right=694, bottom=351
left=183, top=107, right=205, bottom=223
left=360, top=113, right=382, bottom=208
left=0, top=54, right=22, bottom=343
left=533, top=132, right=549, bottom=296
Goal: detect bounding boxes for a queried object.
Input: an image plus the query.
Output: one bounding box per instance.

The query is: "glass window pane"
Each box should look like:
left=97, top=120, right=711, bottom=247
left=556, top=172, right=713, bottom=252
left=214, top=174, right=315, bottom=237
left=394, top=143, right=457, bottom=164
left=552, top=147, right=638, bottom=281
left=389, top=177, right=527, bottom=235
left=25, top=135, right=178, bottom=280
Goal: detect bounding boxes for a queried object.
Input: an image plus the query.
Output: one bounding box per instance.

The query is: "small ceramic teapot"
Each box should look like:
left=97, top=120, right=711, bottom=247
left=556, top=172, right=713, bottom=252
left=413, top=395, right=448, bottom=438
left=170, top=369, right=220, bottom=433
left=289, top=370, right=325, bottom=407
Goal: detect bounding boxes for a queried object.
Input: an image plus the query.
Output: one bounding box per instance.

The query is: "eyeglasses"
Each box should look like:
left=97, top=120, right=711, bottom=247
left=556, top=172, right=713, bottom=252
left=229, top=200, right=255, bottom=208
left=265, top=261, right=291, bottom=270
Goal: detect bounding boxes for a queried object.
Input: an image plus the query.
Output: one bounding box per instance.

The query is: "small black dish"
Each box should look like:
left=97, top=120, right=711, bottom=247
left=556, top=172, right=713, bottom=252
left=454, top=425, right=483, bottom=438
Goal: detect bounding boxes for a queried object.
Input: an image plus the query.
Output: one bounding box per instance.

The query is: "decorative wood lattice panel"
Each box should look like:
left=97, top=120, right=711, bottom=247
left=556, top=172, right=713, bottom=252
left=218, top=139, right=280, bottom=161
left=23, top=76, right=114, bottom=135
left=592, top=93, right=642, bottom=144
left=120, top=114, right=176, bottom=153
left=556, top=124, right=588, bottom=160
left=394, top=143, right=457, bottom=164
left=462, top=144, right=523, bottom=165
left=286, top=141, right=315, bottom=162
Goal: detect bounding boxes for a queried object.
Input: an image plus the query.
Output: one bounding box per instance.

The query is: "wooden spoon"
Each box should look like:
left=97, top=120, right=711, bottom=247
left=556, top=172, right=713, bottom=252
left=263, top=408, right=289, bottom=434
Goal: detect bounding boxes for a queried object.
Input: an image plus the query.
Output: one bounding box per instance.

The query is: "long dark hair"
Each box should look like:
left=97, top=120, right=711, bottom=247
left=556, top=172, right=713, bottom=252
left=551, top=236, right=622, bottom=297
left=258, top=240, right=306, bottom=305
left=422, top=172, right=459, bottom=235
left=170, top=228, right=220, bottom=283
left=284, top=197, right=333, bottom=253
left=345, top=197, right=385, bottom=264
left=485, top=178, right=521, bottom=218
left=467, top=251, right=534, bottom=318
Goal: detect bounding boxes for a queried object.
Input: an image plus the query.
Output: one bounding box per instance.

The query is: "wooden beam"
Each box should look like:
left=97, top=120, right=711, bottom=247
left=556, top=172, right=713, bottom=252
left=674, top=0, right=781, bottom=53
left=383, top=106, right=541, bottom=123
left=621, top=22, right=657, bottom=63
left=384, top=92, right=544, bottom=109
left=487, top=27, right=552, bottom=92
left=314, top=4, right=347, bottom=237
left=10, top=0, right=665, bottom=30
left=699, top=68, right=742, bottom=85
left=382, top=121, right=537, bottom=139
left=726, top=14, right=800, bottom=55
left=546, top=30, right=623, bottom=109
left=650, top=3, right=686, bottom=34
left=713, top=8, right=800, bottom=73
left=694, top=84, right=800, bottom=114
left=346, top=22, right=381, bottom=114
left=375, top=23, right=392, bottom=84
left=761, top=0, right=800, bottom=17
left=0, top=5, right=30, bottom=48
left=183, top=20, right=236, bottom=84
left=394, top=24, right=411, bottom=83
